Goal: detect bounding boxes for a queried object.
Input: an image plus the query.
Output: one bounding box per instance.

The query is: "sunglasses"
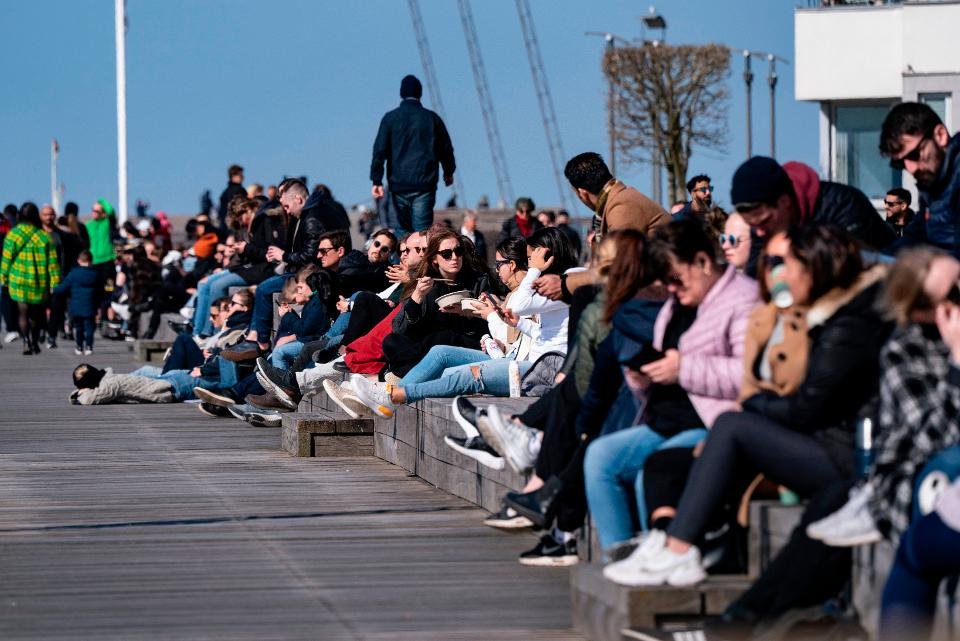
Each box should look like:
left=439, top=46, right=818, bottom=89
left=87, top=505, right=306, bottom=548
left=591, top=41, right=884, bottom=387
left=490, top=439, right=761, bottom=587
left=494, top=259, right=512, bottom=269
left=763, top=255, right=785, bottom=269
left=718, top=234, right=741, bottom=247
left=400, top=247, right=410, bottom=256
left=889, top=136, right=929, bottom=171
left=693, top=186, right=713, bottom=194
left=437, top=246, right=465, bottom=260
left=665, top=273, right=685, bottom=287
left=372, top=239, right=393, bottom=253
left=317, top=246, right=337, bottom=256
left=230, top=299, right=246, bottom=307
left=883, top=199, right=903, bottom=208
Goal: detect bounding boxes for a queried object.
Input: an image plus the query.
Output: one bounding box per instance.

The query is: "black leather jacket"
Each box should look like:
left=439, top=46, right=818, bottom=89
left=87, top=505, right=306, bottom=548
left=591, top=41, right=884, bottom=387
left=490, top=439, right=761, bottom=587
left=283, top=190, right=349, bottom=270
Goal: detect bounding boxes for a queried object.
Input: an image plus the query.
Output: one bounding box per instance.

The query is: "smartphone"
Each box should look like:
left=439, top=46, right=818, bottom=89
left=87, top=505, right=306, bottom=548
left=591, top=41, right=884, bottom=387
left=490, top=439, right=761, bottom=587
left=624, top=343, right=664, bottom=370
left=483, top=293, right=508, bottom=320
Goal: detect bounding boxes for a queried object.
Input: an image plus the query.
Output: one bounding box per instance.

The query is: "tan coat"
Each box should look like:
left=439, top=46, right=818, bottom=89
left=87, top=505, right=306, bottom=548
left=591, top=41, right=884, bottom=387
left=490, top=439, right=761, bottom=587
left=738, top=303, right=810, bottom=403
left=600, top=181, right=669, bottom=237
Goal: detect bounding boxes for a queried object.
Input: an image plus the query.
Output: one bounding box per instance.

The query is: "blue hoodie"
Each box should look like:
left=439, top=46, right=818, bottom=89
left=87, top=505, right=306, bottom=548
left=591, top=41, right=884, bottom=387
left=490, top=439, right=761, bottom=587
left=53, top=265, right=101, bottom=318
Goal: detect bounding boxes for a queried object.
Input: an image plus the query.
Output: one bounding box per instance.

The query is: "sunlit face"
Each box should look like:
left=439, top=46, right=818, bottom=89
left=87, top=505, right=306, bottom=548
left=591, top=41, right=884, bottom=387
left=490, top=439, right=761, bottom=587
left=404, top=232, right=427, bottom=269
left=664, top=253, right=715, bottom=307
left=738, top=196, right=791, bottom=238
left=923, top=256, right=960, bottom=306
left=432, top=237, right=463, bottom=278
left=91, top=203, right=105, bottom=219
left=721, top=213, right=751, bottom=271
left=891, top=132, right=947, bottom=190
left=317, top=241, right=343, bottom=269
left=367, top=234, right=395, bottom=264
left=494, top=251, right=517, bottom=286
left=40, top=206, right=56, bottom=228
left=293, top=281, right=311, bottom=304
left=280, top=190, right=304, bottom=216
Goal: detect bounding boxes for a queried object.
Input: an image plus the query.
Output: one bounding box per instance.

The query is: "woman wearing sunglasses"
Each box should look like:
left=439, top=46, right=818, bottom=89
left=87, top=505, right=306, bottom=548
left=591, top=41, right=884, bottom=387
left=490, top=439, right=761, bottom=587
left=719, top=212, right=751, bottom=273
left=351, top=228, right=579, bottom=418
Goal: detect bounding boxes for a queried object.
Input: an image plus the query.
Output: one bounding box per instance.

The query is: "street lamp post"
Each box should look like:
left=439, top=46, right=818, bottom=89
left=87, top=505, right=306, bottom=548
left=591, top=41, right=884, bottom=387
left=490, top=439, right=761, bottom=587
left=743, top=50, right=753, bottom=159
left=642, top=8, right=667, bottom=206
left=114, top=0, right=128, bottom=225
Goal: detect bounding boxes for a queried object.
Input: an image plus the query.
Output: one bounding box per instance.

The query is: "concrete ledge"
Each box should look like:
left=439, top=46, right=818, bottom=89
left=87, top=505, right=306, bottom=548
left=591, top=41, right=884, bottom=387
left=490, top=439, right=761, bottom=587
left=133, top=339, right=173, bottom=362
left=281, top=410, right=374, bottom=457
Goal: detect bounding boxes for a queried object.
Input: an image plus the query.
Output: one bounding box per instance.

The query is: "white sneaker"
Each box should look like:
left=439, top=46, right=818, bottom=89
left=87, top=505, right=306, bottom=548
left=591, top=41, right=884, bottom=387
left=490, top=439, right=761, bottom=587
left=322, top=379, right=373, bottom=419
left=479, top=404, right=539, bottom=474
left=298, top=358, right=344, bottom=395
left=179, top=306, right=194, bottom=320
left=349, top=374, right=397, bottom=419
left=3, top=331, right=18, bottom=343
left=110, top=302, right=131, bottom=321
left=605, top=532, right=706, bottom=587
left=807, top=484, right=877, bottom=542
left=603, top=530, right=667, bottom=583
left=84, top=348, right=93, bottom=355
left=813, top=504, right=882, bottom=547
left=74, top=348, right=83, bottom=356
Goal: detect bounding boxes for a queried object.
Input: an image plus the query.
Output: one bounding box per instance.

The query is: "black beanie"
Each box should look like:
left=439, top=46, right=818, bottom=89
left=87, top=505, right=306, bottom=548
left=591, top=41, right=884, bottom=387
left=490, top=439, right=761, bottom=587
left=73, top=363, right=106, bottom=390
left=400, top=74, right=422, bottom=100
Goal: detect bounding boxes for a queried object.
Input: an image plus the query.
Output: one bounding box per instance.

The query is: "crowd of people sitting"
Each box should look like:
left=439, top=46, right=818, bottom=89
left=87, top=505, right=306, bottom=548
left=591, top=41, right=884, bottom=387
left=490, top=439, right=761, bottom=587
left=4, top=99, right=960, bottom=640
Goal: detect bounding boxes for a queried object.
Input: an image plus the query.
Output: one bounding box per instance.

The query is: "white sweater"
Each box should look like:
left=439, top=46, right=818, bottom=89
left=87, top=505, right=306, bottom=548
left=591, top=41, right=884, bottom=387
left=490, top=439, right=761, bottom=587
left=503, top=267, right=583, bottom=362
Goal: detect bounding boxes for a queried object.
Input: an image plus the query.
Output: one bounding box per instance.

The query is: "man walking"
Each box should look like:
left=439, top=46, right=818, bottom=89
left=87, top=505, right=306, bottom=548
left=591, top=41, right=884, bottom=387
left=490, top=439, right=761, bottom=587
left=370, top=74, right=456, bottom=236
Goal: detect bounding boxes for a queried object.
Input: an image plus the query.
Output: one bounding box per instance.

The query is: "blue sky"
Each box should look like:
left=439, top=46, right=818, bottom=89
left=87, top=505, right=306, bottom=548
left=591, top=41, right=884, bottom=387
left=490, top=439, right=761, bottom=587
left=0, top=1, right=817, bottom=218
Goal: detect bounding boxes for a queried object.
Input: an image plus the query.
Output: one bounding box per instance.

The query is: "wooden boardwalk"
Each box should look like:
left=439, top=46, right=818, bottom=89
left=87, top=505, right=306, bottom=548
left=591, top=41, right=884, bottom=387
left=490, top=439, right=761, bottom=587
left=0, top=339, right=583, bottom=640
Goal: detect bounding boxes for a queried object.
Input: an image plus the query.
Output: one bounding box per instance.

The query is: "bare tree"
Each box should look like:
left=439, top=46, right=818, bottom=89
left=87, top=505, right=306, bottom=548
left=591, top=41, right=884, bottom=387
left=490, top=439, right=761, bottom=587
left=604, top=43, right=730, bottom=204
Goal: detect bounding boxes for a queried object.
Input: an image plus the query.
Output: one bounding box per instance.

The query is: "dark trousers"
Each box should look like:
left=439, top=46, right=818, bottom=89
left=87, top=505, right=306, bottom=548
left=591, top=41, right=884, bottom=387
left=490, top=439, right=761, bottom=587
left=667, top=411, right=847, bottom=544
left=162, top=333, right=205, bottom=373
left=72, top=316, right=96, bottom=350
left=48, top=291, right=67, bottom=338
left=144, top=286, right=188, bottom=338
left=16, top=302, right=46, bottom=348
left=0, top=287, right=17, bottom=334
left=383, top=330, right=478, bottom=378
left=342, top=292, right=393, bottom=346
left=880, top=510, right=960, bottom=641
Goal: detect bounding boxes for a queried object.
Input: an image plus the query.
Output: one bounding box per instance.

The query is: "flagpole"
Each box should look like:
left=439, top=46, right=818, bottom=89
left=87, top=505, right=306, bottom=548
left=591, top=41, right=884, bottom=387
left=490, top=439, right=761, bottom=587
left=51, top=139, right=61, bottom=214
left=114, top=0, right=128, bottom=224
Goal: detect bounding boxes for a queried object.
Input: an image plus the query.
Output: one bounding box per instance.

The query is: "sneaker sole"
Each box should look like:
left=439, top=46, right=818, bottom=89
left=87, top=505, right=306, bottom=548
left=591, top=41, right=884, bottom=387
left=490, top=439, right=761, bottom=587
left=443, top=435, right=505, bottom=470
left=193, top=388, right=236, bottom=407
left=483, top=515, right=534, bottom=530
left=518, top=554, right=579, bottom=567
left=502, top=494, right=549, bottom=530
left=451, top=396, right=481, bottom=440
left=246, top=412, right=282, bottom=427
left=819, top=530, right=883, bottom=547
left=197, top=403, right=228, bottom=418
left=255, top=371, right=299, bottom=410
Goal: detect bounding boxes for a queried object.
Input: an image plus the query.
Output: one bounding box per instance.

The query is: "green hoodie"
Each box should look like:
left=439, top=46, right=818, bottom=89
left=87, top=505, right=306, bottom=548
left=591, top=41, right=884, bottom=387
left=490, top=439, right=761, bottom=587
left=85, top=217, right=116, bottom=265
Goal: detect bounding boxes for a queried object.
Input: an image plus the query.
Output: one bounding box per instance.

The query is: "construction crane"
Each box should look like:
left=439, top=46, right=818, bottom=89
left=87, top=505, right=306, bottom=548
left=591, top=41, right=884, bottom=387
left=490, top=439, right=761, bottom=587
left=514, top=0, right=571, bottom=211
left=407, top=0, right=466, bottom=207
left=457, top=0, right=514, bottom=208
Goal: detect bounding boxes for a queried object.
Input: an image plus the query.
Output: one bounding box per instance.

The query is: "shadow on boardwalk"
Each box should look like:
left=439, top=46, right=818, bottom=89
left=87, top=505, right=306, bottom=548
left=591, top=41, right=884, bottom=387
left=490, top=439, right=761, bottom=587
left=0, top=340, right=582, bottom=640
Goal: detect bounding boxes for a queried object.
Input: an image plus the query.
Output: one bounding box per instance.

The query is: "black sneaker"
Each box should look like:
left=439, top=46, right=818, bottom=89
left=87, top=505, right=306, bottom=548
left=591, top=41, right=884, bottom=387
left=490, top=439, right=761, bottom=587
left=484, top=503, right=534, bottom=530
left=193, top=387, right=238, bottom=407
left=451, top=396, right=481, bottom=439
left=246, top=411, right=283, bottom=427
left=518, top=533, right=578, bottom=567
left=227, top=403, right=257, bottom=421
left=503, top=476, right=563, bottom=530
left=255, top=357, right=301, bottom=409
left=198, top=402, right=230, bottom=418
left=167, top=319, right=193, bottom=335
left=443, top=434, right=505, bottom=470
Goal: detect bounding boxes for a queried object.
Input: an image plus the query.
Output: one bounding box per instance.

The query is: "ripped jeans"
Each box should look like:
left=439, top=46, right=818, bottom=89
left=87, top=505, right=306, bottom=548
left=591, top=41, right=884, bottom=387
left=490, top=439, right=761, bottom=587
left=402, top=357, right=532, bottom=402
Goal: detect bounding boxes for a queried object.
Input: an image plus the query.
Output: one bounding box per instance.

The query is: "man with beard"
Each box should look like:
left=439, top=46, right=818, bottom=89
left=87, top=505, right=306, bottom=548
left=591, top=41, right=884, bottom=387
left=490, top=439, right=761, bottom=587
left=674, top=174, right=713, bottom=221
left=880, top=102, right=960, bottom=255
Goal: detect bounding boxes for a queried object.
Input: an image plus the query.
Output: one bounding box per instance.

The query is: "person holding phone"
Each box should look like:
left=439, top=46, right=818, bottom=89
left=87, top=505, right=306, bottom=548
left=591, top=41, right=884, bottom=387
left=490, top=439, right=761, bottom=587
left=583, top=219, right=759, bottom=553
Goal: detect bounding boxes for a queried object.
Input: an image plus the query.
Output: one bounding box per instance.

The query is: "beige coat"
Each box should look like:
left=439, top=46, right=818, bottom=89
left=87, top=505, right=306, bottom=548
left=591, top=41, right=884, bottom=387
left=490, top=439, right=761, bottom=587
left=600, top=181, right=669, bottom=237
left=739, top=303, right=810, bottom=403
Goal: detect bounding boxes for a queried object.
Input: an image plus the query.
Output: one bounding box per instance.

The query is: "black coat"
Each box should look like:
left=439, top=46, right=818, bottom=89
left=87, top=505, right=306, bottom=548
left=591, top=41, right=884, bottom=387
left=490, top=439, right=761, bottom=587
left=497, top=215, right=544, bottom=247
left=741, top=268, right=892, bottom=469
left=334, top=250, right=389, bottom=297
left=370, top=98, right=456, bottom=193
left=391, top=269, right=495, bottom=344
left=232, top=202, right=286, bottom=284
left=219, top=182, right=246, bottom=224
left=283, top=190, right=349, bottom=270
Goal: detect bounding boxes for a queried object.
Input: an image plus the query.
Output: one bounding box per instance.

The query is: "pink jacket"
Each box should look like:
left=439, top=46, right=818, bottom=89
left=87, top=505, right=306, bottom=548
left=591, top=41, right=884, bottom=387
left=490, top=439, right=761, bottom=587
left=650, top=265, right=759, bottom=428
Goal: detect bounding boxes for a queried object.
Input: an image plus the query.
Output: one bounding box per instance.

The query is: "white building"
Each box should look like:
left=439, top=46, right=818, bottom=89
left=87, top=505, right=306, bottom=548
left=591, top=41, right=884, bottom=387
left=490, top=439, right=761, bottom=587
left=795, top=0, right=960, bottom=202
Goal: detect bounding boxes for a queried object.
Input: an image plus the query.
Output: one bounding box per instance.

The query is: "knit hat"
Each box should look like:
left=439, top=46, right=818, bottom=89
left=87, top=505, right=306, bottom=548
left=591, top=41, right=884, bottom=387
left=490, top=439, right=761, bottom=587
left=730, top=156, right=793, bottom=210
left=400, top=74, right=423, bottom=100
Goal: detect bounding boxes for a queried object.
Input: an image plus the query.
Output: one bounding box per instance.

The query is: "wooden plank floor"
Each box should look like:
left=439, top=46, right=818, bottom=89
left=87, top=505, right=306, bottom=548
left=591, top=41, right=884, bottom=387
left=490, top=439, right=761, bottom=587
left=0, top=339, right=583, bottom=640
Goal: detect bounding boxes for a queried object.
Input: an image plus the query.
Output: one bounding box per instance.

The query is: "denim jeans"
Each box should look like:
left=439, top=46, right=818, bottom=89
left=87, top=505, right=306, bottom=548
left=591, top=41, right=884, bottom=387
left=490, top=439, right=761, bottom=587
left=584, top=423, right=709, bottom=549
left=400, top=345, right=489, bottom=387
left=72, top=315, right=96, bottom=350
left=913, top=444, right=960, bottom=521
left=403, top=355, right=531, bottom=403
left=271, top=340, right=303, bottom=368
left=157, top=370, right=219, bottom=401
left=218, top=358, right=239, bottom=389
left=194, top=271, right=246, bottom=336
left=130, top=365, right=164, bottom=378
left=390, top=190, right=436, bottom=235
left=251, top=273, right=292, bottom=340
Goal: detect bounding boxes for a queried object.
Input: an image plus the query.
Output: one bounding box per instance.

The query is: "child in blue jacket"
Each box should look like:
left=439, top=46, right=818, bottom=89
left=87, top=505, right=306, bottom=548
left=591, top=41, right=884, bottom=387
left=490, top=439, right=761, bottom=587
left=54, top=250, right=102, bottom=355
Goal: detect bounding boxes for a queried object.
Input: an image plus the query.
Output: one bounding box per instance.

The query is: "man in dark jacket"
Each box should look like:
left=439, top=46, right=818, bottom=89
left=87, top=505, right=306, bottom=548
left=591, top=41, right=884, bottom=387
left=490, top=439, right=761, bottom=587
left=880, top=102, right=960, bottom=256
left=218, top=164, right=246, bottom=231
left=497, top=197, right=544, bottom=246
left=370, top=74, right=456, bottom=235
left=731, top=156, right=896, bottom=276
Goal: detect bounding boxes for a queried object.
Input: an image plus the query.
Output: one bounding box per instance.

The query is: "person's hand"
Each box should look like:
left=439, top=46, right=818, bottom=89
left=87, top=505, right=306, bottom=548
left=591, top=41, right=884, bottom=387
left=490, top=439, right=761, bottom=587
left=278, top=302, right=290, bottom=317
left=443, top=174, right=454, bottom=187
left=190, top=367, right=201, bottom=377
left=533, top=274, right=563, bottom=300
left=623, top=367, right=651, bottom=395
left=472, top=297, right=497, bottom=319
left=386, top=264, right=410, bottom=284
left=265, top=246, right=285, bottom=262
left=554, top=371, right=566, bottom=384
left=199, top=276, right=208, bottom=284
left=528, top=246, right=555, bottom=272
left=937, top=303, right=960, bottom=362
left=202, top=348, right=211, bottom=359
left=692, top=440, right=706, bottom=458
left=500, top=308, right=520, bottom=327
left=336, top=296, right=351, bottom=313
left=641, top=348, right=681, bottom=385
left=412, top=276, right=433, bottom=304
left=372, top=185, right=385, bottom=199
left=386, top=300, right=396, bottom=308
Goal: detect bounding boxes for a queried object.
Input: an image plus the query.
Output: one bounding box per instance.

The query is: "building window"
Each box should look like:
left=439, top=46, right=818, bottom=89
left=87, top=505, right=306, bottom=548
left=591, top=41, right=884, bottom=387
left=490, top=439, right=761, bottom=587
left=834, top=104, right=900, bottom=199
left=920, top=93, right=951, bottom=126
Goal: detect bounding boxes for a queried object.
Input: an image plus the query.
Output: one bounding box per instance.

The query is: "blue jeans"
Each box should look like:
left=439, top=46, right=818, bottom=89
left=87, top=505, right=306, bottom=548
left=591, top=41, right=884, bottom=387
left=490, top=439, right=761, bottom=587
left=193, top=271, right=246, bottom=336
left=390, top=190, right=436, bottom=235
left=403, top=356, right=531, bottom=402
left=880, top=510, right=960, bottom=641
left=400, top=345, right=489, bottom=386
left=128, top=368, right=216, bottom=401
left=584, top=423, right=709, bottom=549
left=270, top=340, right=303, bottom=368
left=251, top=273, right=292, bottom=340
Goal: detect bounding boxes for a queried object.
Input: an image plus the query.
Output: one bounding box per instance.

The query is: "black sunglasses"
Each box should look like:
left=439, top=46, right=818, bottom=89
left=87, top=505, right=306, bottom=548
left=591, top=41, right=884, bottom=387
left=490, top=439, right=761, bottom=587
left=889, top=136, right=929, bottom=171
left=883, top=199, right=903, bottom=208
left=437, top=246, right=465, bottom=260
left=494, top=258, right=512, bottom=269
left=372, top=239, right=393, bottom=253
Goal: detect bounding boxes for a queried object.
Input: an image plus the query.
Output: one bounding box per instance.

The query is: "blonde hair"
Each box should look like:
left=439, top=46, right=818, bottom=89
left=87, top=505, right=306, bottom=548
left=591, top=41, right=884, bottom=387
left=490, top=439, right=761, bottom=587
left=881, top=246, right=947, bottom=326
